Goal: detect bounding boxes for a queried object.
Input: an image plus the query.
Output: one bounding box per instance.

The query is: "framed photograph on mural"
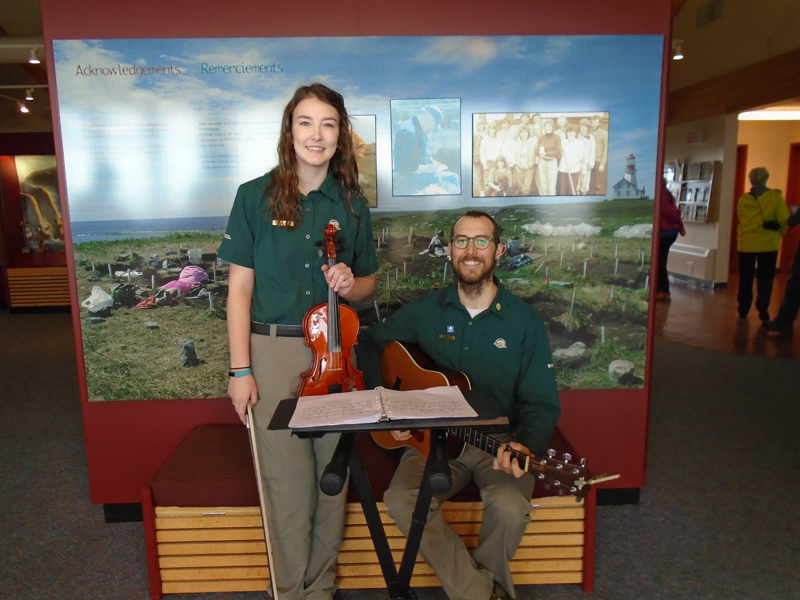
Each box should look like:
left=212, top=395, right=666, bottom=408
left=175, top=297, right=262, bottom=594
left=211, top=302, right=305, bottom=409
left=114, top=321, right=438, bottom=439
left=390, top=98, right=461, bottom=197
left=473, top=112, right=610, bottom=198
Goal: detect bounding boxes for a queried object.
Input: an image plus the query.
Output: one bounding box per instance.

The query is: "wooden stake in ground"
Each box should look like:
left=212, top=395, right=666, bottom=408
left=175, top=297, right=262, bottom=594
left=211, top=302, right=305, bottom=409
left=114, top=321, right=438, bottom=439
left=246, top=405, right=280, bottom=600
left=583, top=262, right=587, bottom=279
left=570, top=288, right=576, bottom=315
left=614, top=258, right=619, bottom=274
left=373, top=300, right=382, bottom=322
left=442, top=262, right=448, bottom=282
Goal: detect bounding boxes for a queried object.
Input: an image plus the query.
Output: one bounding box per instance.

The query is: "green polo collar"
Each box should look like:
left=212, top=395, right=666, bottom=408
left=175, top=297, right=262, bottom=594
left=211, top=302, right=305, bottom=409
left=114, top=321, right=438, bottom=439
left=305, top=171, right=342, bottom=204
left=442, top=276, right=508, bottom=318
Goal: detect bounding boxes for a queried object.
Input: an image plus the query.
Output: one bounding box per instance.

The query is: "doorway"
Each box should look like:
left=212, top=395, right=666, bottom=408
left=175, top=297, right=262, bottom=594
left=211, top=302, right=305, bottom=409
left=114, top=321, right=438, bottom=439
left=780, top=142, right=800, bottom=274
left=729, top=145, right=748, bottom=275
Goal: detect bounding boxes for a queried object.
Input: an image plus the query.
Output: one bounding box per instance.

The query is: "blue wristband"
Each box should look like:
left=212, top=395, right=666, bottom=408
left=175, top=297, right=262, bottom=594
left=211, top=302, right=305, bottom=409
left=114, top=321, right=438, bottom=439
left=229, top=368, right=252, bottom=378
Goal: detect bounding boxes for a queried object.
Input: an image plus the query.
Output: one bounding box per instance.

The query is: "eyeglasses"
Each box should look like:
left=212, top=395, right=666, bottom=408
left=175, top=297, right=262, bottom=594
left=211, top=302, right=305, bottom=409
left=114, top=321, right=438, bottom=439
left=452, top=236, right=495, bottom=250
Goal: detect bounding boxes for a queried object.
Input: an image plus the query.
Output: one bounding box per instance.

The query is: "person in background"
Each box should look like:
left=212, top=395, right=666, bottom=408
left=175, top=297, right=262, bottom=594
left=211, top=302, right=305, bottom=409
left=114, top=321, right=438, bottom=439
left=736, top=167, right=790, bottom=321
left=535, top=119, right=561, bottom=196
left=218, top=83, right=378, bottom=600
left=763, top=205, right=800, bottom=336
left=473, top=120, right=487, bottom=196
left=590, top=115, right=608, bottom=195
left=657, top=180, right=685, bottom=301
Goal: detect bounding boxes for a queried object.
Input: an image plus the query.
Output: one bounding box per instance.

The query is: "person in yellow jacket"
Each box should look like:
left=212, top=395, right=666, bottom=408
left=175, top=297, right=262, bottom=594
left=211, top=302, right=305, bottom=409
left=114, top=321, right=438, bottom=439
left=736, top=167, right=790, bottom=320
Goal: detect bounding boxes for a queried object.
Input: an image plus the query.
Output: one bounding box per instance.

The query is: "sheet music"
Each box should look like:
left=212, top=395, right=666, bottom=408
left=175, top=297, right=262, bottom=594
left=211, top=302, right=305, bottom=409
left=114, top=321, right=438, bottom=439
left=289, top=386, right=476, bottom=428
left=380, top=386, right=477, bottom=420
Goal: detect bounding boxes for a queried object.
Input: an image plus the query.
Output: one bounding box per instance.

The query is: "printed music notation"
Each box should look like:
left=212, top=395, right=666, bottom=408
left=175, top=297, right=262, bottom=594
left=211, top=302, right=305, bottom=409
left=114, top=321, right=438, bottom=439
left=288, top=386, right=477, bottom=428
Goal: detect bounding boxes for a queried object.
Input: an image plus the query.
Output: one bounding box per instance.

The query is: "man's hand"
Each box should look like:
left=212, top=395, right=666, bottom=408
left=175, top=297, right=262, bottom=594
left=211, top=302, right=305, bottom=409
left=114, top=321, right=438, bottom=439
left=391, top=429, right=413, bottom=441
left=493, top=442, right=533, bottom=478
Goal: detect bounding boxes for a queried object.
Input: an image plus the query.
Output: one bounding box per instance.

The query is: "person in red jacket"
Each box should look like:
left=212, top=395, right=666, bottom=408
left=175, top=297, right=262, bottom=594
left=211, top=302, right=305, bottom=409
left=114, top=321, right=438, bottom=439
left=657, top=181, right=685, bottom=301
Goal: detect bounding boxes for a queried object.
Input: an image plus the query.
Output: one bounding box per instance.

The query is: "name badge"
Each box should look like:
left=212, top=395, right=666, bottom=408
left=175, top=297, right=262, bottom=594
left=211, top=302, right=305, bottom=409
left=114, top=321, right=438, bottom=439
left=438, top=334, right=456, bottom=340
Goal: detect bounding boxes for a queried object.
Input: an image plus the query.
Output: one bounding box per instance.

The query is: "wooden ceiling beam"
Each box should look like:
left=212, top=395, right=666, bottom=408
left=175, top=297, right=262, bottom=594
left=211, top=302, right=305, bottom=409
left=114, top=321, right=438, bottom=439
left=667, top=47, right=800, bottom=126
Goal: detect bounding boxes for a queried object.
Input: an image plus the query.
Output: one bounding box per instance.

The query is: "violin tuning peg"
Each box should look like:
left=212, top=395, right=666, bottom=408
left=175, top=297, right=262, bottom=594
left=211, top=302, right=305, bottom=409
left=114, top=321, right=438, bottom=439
left=547, top=449, right=556, bottom=458
left=562, top=452, right=572, bottom=462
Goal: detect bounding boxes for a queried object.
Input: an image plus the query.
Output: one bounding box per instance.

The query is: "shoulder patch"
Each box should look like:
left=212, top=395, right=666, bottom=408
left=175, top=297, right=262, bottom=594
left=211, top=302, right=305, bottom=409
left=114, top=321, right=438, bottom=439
left=493, top=338, right=507, bottom=349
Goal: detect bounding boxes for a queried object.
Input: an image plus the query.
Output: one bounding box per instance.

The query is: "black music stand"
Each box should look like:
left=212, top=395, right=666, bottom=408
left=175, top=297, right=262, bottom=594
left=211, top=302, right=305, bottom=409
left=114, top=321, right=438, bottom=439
left=269, top=391, right=508, bottom=600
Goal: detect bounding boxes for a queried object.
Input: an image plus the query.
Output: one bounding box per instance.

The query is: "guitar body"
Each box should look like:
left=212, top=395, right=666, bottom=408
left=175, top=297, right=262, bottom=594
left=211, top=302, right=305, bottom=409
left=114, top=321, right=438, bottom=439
left=372, top=341, right=471, bottom=457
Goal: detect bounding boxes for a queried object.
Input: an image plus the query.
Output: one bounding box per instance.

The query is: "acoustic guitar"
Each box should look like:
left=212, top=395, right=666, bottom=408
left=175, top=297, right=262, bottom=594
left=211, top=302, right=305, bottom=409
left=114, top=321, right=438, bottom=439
left=371, top=341, right=618, bottom=499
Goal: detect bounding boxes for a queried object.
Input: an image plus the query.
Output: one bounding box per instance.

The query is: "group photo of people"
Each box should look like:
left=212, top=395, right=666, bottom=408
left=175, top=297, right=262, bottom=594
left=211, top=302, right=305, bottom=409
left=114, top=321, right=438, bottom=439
left=473, top=112, right=609, bottom=198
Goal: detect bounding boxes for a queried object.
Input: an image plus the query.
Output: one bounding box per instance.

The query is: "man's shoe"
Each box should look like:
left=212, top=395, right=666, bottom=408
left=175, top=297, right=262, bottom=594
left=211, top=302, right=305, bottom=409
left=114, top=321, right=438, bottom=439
left=489, top=582, right=509, bottom=600
left=656, top=292, right=671, bottom=301
left=759, top=311, right=771, bottom=322
left=763, top=320, right=794, bottom=336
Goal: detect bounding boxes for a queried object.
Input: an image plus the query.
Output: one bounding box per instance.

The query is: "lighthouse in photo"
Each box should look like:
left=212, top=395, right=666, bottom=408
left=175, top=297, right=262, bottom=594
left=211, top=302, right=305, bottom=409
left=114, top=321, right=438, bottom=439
left=612, top=154, right=647, bottom=199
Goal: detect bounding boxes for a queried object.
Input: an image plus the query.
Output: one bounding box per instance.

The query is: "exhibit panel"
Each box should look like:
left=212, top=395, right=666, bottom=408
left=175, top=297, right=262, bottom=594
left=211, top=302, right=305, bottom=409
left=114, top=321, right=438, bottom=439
left=39, top=0, right=672, bottom=503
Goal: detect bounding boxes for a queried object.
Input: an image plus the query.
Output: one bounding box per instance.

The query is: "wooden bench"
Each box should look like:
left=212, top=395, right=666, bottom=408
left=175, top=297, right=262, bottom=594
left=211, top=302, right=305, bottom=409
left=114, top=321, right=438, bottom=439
left=142, top=425, right=596, bottom=599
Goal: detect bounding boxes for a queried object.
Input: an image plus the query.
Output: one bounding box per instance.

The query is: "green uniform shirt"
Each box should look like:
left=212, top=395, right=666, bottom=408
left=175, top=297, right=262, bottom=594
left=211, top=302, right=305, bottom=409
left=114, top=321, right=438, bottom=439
left=218, top=171, right=378, bottom=324
left=356, top=280, right=560, bottom=454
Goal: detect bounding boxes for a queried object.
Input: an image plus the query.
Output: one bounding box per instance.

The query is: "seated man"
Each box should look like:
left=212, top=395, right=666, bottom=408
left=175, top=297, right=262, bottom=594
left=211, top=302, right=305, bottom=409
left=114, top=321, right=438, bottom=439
left=356, top=210, right=560, bottom=600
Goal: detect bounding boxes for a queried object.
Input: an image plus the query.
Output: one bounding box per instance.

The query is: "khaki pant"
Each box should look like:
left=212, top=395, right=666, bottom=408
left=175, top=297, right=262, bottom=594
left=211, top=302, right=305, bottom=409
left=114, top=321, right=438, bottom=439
left=250, top=332, right=346, bottom=600
left=383, top=434, right=535, bottom=600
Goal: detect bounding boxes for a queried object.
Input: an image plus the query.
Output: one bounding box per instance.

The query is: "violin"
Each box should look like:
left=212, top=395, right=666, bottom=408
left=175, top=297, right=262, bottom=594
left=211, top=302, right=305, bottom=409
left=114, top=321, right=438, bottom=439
left=297, top=223, right=365, bottom=396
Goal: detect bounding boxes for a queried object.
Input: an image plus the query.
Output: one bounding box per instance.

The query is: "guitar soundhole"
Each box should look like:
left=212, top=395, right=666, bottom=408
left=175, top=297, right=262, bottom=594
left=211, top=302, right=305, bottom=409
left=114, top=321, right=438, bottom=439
left=391, top=376, right=402, bottom=391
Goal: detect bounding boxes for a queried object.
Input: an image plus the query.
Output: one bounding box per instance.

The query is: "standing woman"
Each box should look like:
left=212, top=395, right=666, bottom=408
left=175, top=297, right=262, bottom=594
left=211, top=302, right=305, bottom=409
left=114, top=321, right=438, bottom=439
left=218, top=83, right=378, bottom=600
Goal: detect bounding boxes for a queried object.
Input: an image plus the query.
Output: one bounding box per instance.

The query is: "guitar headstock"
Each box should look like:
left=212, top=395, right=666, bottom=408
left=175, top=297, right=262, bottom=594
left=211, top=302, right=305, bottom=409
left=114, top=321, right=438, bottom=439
left=533, top=449, right=620, bottom=500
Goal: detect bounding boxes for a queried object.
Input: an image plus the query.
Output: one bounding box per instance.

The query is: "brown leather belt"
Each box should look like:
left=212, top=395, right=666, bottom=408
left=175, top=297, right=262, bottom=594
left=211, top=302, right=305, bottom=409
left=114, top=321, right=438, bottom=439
left=250, top=322, right=304, bottom=337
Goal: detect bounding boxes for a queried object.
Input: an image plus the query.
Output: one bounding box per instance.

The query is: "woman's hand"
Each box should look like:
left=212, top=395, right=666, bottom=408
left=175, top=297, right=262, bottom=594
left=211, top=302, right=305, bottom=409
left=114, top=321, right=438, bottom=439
left=228, top=375, right=259, bottom=425
left=322, top=262, right=356, bottom=298
left=493, top=442, right=533, bottom=478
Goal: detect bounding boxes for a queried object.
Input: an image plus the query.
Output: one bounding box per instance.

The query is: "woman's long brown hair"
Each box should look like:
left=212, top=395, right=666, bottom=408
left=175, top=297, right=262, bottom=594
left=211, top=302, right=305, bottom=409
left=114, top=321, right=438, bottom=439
left=266, top=83, right=363, bottom=228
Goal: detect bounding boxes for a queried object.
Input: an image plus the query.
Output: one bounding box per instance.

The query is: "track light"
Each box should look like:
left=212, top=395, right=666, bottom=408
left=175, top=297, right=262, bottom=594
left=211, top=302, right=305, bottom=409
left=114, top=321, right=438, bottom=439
left=672, top=40, right=684, bottom=61
left=25, top=88, right=34, bottom=101
left=19, top=102, right=29, bottom=114
left=28, top=48, right=40, bottom=64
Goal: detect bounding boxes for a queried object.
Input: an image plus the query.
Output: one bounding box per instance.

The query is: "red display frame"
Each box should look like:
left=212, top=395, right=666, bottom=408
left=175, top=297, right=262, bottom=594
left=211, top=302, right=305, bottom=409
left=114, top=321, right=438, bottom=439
left=39, top=0, right=673, bottom=504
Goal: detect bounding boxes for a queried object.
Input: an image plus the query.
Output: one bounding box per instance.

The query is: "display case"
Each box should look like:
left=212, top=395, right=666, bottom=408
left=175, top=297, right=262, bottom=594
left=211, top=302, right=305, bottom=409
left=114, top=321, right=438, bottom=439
left=665, top=161, right=722, bottom=224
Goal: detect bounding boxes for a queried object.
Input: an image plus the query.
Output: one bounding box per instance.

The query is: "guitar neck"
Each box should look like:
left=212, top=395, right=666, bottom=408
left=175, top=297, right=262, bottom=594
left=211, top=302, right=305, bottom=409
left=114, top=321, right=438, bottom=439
left=446, top=427, right=543, bottom=474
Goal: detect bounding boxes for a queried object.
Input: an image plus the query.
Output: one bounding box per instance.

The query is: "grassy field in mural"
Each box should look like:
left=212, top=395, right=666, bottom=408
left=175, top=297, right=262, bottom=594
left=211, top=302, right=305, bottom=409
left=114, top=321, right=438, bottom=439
left=73, top=199, right=654, bottom=400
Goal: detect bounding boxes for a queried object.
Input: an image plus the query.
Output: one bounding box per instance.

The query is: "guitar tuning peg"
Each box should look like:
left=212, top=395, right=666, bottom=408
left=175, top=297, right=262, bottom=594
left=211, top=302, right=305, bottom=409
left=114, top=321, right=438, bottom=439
left=537, top=473, right=545, bottom=480
left=553, top=480, right=561, bottom=488
left=558, top=489, right=566, bottom=496
left=556, top=464, right=563, bottom=470
left=572, top=468, right=581, bottom=475
left=579, top=458, right=587, bottom=467
left=570, top=486, right=577, bottom=494
left=547, top=449, right=556, bottom=458
left=562, top=452, right=572, bottom=462
left=575, top=496, right=582, bottom=503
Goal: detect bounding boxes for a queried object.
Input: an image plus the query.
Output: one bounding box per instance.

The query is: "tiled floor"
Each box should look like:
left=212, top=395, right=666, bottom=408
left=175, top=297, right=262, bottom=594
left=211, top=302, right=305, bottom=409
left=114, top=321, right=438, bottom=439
left=654, top=272, right=799, bottom=358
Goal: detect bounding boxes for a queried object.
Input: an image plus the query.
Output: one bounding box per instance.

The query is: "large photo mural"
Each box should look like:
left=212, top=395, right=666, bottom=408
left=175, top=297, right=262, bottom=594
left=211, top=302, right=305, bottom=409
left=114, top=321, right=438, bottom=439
left=53, top=35, right=663, bottom=401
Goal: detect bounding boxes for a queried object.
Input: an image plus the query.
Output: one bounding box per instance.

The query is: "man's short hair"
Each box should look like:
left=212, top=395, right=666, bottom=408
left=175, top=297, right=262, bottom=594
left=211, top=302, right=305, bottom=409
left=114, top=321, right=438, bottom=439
left=749, top=167, right=770, bottom=186
left=450, top=210, right=503, bottom=244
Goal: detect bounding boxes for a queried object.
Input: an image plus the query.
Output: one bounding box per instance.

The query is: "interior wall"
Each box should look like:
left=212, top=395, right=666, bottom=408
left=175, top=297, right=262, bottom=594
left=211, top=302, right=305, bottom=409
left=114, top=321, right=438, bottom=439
left=738, top=120, right=800, bottom=192
left=40, top=0, right=672, bottom=503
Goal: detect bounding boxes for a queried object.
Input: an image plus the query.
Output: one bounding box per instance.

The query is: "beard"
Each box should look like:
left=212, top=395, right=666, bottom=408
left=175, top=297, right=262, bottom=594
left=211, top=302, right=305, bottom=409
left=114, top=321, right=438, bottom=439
left=453, top=252, right=497, bottom=296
